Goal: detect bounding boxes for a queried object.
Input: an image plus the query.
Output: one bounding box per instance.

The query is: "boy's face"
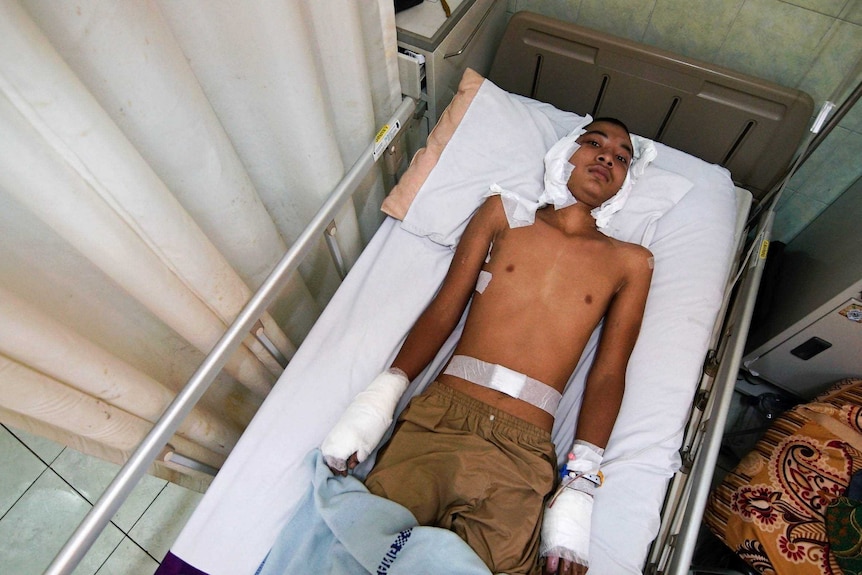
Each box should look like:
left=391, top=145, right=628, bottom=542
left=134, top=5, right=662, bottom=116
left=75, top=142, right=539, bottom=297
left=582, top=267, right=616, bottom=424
left=566, top=121, right=634, bottom=209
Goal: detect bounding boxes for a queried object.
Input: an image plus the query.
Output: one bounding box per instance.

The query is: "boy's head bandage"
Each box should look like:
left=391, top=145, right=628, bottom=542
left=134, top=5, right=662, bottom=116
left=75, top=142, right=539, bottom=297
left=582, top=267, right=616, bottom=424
left=541, top=122, right=657, bottom=229
left=487, top=116, right=594, bottom=229
left=590, top=133, right=657, bottom=229
left=539, top=117, right=594, bottom=212
left=488, top=118, right=657, bottom=230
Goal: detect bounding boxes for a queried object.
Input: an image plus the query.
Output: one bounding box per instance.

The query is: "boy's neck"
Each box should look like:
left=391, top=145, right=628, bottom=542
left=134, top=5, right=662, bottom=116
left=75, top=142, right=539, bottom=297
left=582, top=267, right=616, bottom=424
left=544, top=202, right=601, bottom=236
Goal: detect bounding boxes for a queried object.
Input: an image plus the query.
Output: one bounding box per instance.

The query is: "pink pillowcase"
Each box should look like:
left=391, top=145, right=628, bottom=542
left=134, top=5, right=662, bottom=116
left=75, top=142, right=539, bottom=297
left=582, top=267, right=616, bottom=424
left=381, top=68, right=484, bottom=220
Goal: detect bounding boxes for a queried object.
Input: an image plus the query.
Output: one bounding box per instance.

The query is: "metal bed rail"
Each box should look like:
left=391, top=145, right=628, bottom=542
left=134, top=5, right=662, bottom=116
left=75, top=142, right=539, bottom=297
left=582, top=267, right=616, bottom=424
left=44, top=96, right=417, bottom=575
left=648, top=209, right=775, bottom=574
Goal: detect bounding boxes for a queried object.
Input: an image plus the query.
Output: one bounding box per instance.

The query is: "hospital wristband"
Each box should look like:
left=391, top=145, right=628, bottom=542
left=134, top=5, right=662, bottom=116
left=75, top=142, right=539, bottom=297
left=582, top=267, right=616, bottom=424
left=560, top=469, right=604, bottom=495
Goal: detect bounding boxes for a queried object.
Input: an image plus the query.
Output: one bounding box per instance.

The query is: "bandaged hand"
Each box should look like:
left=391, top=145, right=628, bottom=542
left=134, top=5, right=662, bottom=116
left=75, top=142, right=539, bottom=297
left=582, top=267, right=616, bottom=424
left=321, top=368, right=409, bottom=473
left=541, top=441, right=604, bottom=572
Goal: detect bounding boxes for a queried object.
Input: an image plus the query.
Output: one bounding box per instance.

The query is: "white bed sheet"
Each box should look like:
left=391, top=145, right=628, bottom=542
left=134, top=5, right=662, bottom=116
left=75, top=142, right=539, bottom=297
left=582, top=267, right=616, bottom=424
left=166, top=119, right=741, bottom=575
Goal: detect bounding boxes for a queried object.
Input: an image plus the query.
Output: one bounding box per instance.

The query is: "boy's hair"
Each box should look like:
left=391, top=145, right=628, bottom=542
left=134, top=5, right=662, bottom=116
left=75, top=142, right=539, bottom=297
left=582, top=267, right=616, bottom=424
left=591, top=116, right=631, bottom=135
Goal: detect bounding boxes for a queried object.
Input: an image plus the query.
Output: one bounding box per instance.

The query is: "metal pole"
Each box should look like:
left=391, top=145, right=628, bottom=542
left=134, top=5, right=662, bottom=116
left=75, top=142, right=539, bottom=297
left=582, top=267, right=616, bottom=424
left=750, top=77, right=862, bottom=224
left=665, top=212, right=774, bottom=575
left=44, top=96, right=415, bottom=575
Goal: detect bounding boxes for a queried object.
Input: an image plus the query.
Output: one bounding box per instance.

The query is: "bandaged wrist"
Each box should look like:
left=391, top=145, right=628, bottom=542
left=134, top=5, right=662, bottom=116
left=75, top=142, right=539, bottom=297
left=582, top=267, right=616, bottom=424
left=321, top=368, right=409, bottom=472
left=540, top=487, right=593, bottom=567
left=562, top=440, right=604, bottom=495
left=539, top=441, right=603, bottom=566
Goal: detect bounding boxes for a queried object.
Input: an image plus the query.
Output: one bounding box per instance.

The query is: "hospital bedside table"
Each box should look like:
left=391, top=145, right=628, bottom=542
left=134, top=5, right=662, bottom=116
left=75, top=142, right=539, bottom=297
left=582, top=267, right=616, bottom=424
left=743, top=177, right=862, bottom=400
left=395, top=0, right=507, bottom=135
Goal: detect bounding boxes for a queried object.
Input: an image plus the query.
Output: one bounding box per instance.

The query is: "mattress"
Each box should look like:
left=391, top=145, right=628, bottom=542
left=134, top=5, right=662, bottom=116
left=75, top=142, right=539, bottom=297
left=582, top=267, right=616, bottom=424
left=160, top=78, right=743, bottom=575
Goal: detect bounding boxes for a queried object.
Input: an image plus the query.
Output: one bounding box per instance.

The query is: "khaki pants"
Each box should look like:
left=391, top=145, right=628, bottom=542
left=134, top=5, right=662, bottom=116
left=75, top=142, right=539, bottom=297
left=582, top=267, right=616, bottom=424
left=365, top=382, right=556, bottom=575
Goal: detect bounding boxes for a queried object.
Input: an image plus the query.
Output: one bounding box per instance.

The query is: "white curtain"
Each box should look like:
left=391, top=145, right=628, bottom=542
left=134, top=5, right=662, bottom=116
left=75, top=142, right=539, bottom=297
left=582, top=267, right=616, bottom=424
left=0, top=0, right=402, bottom=491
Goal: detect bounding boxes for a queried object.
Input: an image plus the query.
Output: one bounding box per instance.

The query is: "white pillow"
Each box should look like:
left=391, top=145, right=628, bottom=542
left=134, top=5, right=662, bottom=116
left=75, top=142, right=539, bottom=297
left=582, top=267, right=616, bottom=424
left=399, top=77, right=561, bottom=247
left=391, top=71, right=694, bottom=248
left=605, top=168, right=693, bottom=246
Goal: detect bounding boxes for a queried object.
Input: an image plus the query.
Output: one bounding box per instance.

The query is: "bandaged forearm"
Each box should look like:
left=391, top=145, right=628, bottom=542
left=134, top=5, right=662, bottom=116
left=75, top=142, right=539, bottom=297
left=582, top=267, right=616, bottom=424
left=540, top=441, right=604, bottom=567
left=321, top=368, right=409, bottom=472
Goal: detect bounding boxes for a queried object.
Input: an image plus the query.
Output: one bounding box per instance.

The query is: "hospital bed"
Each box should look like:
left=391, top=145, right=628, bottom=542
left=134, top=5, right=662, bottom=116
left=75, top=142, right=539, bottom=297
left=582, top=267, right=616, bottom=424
left=46, top=12, right=814, bottom=575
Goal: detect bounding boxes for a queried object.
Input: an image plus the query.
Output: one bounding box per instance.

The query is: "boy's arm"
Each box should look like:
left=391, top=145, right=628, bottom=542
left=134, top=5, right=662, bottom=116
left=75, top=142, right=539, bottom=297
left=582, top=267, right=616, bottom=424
left=543, top=246, right=653, bottom=575
left=575, top=246, right=653, bottom=447
left=322, top=197, right=506, bottom=473
left=391, top=196, right=506, bottom=379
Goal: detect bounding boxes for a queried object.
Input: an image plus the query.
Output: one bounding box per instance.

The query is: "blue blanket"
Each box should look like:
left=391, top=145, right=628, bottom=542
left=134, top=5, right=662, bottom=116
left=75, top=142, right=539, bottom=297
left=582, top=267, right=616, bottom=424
left=257, top=451, right=492, bottom=575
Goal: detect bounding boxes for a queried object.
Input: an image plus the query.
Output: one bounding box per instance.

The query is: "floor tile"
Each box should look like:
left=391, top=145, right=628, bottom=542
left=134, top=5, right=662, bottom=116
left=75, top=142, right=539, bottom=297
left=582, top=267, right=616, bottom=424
left=0, top=426, right=47, bottom=517
left=841, top=98, right=862, bottom=132
left=783, top=0, right=846, bottom=18
left=6, top=424, right=66, bottom=464
left=0, top=469, right=123, bottom=575
left=52, top=447, right=167, bottom=533
left=128, top=481, right=203, bottom=562
left=514, top=0, right=580, bottom=24
left=794, top=126, right=862, bottom=205
left=643, top=0, right=744, bottom=62
left=578, top=0, right=653, bottom=41
left=715, top=0, right=833, bottom=88
left=797, top=19, right=862, bottom=105
left=95, top=537, right=159, bottom=575
left=772, top=189, right=828, bottom=243
left=842, top=1, right=862, bottom=25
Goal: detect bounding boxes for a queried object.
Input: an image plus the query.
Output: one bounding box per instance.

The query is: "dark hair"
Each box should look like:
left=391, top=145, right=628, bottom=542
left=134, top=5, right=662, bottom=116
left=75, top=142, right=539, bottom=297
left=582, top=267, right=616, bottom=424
left=590, top=116, right=631, bottom=135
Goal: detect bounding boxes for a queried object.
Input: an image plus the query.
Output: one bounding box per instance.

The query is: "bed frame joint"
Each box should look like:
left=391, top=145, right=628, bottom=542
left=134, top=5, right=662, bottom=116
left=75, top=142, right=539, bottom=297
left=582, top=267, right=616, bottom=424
left=680, top=446, right=696, bottom=474
left=694, top=388, right=710, bottom=412
left=324, top=221, right=349, bottom=280
left=252, top=320, right=289, bottom=368
left=703, top=348, right=720, bottom=378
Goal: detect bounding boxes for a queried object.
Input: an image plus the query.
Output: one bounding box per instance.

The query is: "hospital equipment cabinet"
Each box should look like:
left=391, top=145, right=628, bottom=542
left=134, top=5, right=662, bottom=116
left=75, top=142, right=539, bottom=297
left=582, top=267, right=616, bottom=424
left=395, top=0, right=507, bottom=128
left=743, top=176, right=862, bottom=399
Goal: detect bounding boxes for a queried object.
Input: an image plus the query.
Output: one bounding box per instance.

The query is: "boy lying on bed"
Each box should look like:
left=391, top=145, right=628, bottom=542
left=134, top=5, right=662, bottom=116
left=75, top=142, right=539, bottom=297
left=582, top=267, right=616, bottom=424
left=321, top=118, right=654, bottom=575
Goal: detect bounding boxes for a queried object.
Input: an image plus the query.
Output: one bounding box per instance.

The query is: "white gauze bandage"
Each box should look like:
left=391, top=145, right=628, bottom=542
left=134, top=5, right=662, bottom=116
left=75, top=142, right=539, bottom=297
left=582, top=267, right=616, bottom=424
left=544, top=127, right=658, bottom=230
left=540, top=440, right=604, bottom=568
left=487, top=116, right=593, bottom=229
left=320, top=368, right=409, bottom=472
left=489, top=119, right=658, bottom=231
left=590, top=133, right=656, bottom=229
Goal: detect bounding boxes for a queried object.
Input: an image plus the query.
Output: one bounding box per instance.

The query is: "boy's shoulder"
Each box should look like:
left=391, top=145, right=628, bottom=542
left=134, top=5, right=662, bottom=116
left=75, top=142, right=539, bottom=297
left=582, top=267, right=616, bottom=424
left=474, top=194, right=510, bottom=227
left=607, top=235, right=652, bottom=255
left=607, top=237, right=654, bottom=273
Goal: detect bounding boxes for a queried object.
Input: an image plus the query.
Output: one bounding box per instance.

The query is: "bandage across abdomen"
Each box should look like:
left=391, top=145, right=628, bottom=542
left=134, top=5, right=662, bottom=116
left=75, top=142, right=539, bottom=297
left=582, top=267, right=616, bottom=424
left=443, top=355, right=562, bottom=416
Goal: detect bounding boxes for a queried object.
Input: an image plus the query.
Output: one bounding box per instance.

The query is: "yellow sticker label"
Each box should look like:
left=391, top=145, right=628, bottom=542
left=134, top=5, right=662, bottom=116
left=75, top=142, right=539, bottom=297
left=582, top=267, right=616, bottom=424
left=372, top=120, right=401, bottom=161
left=374, top=124, right=390, bottom=143
left=759, top=239, right=769, bottom=259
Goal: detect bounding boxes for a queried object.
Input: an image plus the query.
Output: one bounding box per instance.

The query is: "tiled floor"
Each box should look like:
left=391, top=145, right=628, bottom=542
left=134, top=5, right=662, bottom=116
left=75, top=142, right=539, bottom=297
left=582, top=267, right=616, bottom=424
left=0, top=424, right=203, bottom=575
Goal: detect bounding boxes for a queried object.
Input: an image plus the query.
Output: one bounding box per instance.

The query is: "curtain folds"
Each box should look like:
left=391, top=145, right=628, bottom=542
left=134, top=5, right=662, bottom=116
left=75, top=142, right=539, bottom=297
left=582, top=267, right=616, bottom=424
left=0, top=0, right=401, bottom=491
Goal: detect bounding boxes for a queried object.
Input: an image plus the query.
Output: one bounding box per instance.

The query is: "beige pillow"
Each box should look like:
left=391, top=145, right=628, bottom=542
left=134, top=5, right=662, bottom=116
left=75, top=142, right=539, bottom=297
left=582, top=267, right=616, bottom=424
left=381, top=68, right=484, bottom=220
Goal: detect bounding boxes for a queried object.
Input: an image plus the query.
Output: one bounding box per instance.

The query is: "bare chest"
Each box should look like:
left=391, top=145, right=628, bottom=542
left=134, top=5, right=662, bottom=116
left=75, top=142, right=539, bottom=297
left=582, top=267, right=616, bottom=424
left=481, top=228, right=624, bottom=312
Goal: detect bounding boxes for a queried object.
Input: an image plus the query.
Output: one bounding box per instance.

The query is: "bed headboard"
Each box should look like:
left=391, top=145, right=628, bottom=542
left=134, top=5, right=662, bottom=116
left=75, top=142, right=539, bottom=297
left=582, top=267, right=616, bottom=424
left=488, top=12, right=814, bottom=200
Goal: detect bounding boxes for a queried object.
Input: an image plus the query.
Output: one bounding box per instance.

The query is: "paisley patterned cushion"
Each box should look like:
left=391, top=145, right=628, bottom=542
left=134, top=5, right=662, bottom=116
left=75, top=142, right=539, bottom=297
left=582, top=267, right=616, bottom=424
left=825, top=493, right=862, bottom=574
left=704, top=379, right=862, bottom=574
